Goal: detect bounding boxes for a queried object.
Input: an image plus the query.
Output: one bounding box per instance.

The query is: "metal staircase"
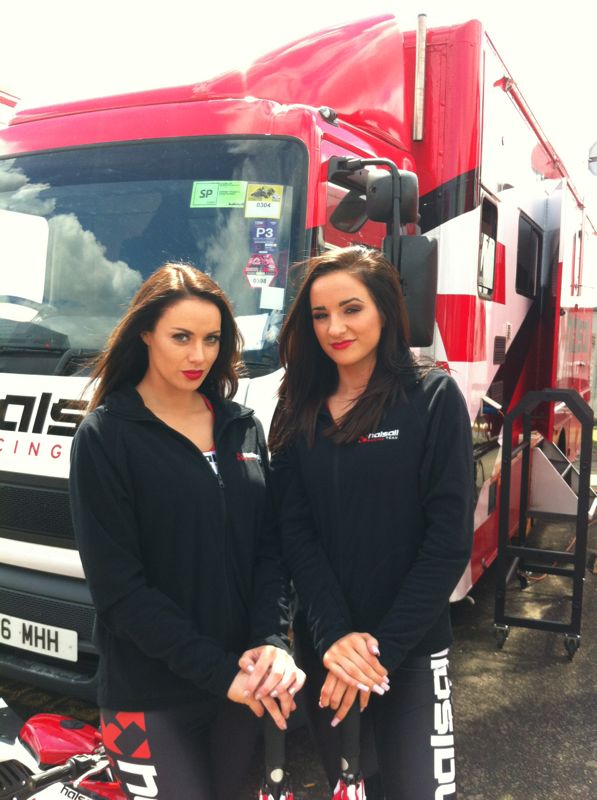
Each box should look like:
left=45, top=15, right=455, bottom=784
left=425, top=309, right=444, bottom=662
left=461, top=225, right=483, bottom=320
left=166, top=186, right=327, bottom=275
left=494, top=388, right=595, bottom=659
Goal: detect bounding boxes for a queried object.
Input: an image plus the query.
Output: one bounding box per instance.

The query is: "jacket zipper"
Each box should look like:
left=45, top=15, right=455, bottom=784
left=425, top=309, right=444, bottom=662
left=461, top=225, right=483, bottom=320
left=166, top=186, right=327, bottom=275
left=331, top=441, right=347, bottom=592
left=145, top=411, right=251, bottom=620
left=212, top=414, right=251, bottom=619
left=146, top=416, right=229, bottom=555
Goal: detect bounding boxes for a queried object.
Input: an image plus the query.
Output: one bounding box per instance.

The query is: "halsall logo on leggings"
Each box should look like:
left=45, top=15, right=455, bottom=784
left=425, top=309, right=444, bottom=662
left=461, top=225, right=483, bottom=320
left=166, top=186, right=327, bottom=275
left=430, top=652, right=456, bottom=799
left=102, top=711, right=159, bottom=798
left=117, top=760, right=159, bottom=799
left=357, top=428, right=400, bottom=443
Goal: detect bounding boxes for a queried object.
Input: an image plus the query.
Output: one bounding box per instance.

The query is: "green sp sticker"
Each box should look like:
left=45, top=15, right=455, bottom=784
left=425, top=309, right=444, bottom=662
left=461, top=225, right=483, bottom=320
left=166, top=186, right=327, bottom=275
left=190, top=181, right=247, bottom=208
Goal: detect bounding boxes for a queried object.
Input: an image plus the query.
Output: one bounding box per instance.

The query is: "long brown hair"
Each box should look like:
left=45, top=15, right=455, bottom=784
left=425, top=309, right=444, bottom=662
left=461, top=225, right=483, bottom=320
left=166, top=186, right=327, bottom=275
left=87, top=263, right=243, bottom=411
left=269, top=246, right=422, bottom=451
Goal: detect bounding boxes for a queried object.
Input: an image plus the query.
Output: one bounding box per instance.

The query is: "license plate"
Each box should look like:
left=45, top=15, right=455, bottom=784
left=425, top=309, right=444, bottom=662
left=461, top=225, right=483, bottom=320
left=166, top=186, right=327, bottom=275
left=0, top=613, right=77, bottom=662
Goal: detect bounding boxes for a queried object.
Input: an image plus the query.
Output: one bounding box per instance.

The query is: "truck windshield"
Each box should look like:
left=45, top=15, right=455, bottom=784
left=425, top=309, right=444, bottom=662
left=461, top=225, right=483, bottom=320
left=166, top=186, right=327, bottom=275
left=0, top=137, right=307, bottom=377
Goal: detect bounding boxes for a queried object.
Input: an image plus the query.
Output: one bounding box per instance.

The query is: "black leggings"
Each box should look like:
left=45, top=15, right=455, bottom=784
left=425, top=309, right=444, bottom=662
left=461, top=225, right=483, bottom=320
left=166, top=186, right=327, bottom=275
left=295, top=625, right=457, bottom=800
left=101, top=699, right=259, bottom=800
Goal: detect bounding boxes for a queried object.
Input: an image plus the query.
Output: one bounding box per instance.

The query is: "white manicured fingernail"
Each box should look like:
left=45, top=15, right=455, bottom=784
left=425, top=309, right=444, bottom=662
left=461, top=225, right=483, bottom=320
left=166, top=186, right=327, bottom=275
left=246, top=664, right=255, bottom=673
left=357, top=683, right=370, bottom=693
left=372, top=684, right=386, bottom=696
left=270, top=690, right=278, bottom=698
left=371, top=646, right=380, bottom=656
left=289, top=687, right=296, bottom=695
left=331, top=717, right=340, bottom=728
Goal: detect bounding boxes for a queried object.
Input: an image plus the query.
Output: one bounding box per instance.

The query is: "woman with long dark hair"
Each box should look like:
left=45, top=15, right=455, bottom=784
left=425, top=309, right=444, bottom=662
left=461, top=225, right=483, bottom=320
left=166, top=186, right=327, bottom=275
left=70, top=263, right=304, bottom=800
left=270, top=246, right=473, bottom=799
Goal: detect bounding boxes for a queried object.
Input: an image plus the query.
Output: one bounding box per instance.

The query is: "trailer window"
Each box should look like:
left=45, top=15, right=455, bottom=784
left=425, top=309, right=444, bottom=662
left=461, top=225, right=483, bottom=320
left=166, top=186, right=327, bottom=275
left=0, top=137, right=307, bottom=377
left=478, top=199, right=498, bottom=298
left=516, top=214, right=541, bottom=298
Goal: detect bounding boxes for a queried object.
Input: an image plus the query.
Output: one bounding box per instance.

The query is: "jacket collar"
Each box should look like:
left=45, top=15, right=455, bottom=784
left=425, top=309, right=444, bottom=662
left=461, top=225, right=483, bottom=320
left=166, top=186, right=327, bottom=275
left=103, top=384, right=253, bottom=428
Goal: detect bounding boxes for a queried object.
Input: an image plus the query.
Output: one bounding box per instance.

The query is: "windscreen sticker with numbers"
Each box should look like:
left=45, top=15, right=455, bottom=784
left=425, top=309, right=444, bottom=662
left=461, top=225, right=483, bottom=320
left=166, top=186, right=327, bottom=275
left=190, top=181, right=247, bottom=208
left=249, top=219, right=279, bottom=255
left=243, top=254, right=278, bottom=289
left=244, top=184, right=284, bottom=219
left=245, top=219, right=281, bottom=289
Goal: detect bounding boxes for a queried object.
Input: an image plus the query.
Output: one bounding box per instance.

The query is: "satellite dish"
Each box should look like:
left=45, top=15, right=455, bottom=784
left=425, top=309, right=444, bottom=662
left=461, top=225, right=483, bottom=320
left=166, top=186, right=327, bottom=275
left=590, top=140, right=597, bottom=176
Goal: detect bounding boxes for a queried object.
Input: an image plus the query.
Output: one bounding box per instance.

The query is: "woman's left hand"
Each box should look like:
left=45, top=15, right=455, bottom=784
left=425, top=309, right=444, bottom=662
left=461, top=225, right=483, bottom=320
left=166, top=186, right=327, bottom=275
left=319, top=671, right=371, bottom=726
left=239, top=645, right=306, bottom=717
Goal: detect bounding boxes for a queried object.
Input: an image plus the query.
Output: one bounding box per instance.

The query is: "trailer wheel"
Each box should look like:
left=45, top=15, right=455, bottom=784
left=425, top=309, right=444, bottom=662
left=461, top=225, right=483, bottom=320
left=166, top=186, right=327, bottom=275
left=564, top=635, right=580, bottom=660
left=494, top=625, right=509, bottom=649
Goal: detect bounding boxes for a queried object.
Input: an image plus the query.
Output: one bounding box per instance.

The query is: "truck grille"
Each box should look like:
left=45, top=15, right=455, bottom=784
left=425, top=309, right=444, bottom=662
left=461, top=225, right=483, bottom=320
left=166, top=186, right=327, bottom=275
left=0, top=587, right=94, bottom=640
left=0, top=482, right=75, bottom=545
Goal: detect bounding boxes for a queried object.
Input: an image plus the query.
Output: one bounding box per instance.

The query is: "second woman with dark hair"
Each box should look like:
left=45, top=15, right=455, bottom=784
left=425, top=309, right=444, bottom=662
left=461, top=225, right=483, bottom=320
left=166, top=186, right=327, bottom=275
left=270, top=246, right=474, bottom=799
left=70, top=263, right=304, bottom=800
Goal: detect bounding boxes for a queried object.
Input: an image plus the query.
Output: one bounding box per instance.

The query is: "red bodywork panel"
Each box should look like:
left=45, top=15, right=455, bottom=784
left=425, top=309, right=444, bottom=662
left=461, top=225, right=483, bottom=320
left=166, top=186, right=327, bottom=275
left=435, top=295, right=487, bottom=363
left=404, top=20, right=483, bottom=197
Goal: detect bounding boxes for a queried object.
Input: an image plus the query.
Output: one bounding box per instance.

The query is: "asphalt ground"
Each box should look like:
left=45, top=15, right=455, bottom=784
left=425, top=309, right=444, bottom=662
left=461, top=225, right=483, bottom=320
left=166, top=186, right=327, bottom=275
left=1, top=462, right=596, bottom=799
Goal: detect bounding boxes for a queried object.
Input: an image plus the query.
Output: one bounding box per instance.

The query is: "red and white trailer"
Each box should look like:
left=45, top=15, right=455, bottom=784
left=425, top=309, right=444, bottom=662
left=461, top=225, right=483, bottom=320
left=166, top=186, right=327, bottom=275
left=0, top=14, right=594, bottom=695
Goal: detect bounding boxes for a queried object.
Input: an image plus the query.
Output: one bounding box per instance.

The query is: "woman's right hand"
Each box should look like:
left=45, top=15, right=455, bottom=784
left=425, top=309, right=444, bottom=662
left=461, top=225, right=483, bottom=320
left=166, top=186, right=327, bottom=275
left=323, top=632, right=388, bottom=693
left=227, top=670, right=290, bottom=731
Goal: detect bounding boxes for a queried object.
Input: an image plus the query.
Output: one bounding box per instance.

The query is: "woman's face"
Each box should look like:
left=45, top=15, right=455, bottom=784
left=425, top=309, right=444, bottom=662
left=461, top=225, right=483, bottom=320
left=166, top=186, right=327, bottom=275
left=141, top=297, right=221, bottom=393
left=309, top=270, right=383, bottom=372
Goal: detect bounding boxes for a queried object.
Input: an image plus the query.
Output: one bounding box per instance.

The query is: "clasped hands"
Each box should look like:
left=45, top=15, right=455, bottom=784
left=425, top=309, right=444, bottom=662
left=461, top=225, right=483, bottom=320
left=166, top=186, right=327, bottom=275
left=320, top=632, right=389, bottom=727
left=228, top=632, right=386, bottom=731
left=227, top=644, right=306, bottom=731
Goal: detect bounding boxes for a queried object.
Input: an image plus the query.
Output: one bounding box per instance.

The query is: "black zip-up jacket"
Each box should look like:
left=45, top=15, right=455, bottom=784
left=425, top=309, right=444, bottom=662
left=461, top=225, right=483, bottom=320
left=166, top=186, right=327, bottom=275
left=70, top=385, right=288, bottom=710
left=271, top=369, right=473, bottom=673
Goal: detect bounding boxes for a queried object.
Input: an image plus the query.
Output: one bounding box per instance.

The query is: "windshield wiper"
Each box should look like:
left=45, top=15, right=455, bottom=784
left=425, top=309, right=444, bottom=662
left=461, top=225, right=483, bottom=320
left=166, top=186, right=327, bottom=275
left=0, top=345, right=98, bottom=376
left=0, top=345, right=66, bottom=353
left=54, top=348, right=98, bottom=376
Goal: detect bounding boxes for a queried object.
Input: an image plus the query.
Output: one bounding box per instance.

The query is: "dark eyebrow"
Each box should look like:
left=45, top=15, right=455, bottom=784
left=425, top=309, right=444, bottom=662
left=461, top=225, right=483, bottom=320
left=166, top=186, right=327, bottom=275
left=311, top=296, right=364, bottom=312
left=170, top=327, right=221, bottom=335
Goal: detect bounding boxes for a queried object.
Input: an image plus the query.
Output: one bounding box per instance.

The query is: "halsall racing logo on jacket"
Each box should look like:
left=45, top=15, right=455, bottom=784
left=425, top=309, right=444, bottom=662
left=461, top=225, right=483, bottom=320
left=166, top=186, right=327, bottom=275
left=236, top=451, right=262, bottom=462
left=357, top=428, right=400, bottom=444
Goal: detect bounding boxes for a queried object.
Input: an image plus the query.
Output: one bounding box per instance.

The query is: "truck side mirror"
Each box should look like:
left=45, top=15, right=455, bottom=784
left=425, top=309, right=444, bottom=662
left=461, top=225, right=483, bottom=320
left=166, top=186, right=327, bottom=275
left=399, top=234, right=438, bottom=347
left=366, top=170, right=419, bottom=224
left=329, top=189, right=368, bottom=233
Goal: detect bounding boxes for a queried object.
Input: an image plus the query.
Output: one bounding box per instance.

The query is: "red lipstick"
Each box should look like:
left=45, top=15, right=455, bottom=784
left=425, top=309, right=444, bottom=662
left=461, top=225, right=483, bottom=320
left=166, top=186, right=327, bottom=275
left=331, top=340, right=354, bottom=350
left=182, top=370, right=204, bottom=380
